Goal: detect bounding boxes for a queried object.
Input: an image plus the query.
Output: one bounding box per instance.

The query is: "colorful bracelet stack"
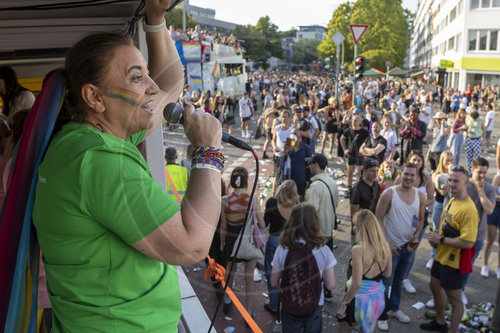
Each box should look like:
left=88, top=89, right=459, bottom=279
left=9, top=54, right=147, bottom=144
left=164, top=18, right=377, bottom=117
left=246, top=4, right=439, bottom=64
left=191, top=146, right=226, bottom=173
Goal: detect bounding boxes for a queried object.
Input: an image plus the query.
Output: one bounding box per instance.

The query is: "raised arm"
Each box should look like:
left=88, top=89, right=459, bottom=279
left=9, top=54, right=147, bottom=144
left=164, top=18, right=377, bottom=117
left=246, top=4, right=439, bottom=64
left=145, top=0, right=184, bottom=137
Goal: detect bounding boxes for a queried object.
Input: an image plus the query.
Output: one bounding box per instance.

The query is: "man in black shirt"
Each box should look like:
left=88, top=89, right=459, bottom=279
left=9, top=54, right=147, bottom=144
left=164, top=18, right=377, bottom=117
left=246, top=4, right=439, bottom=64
left=293, top=106, right=311, bottom=145
left=340, top=114, right=369, bottom=197
left=360, top=120, right=387, bottom=163
left=350, top=158, right=381, bottom=243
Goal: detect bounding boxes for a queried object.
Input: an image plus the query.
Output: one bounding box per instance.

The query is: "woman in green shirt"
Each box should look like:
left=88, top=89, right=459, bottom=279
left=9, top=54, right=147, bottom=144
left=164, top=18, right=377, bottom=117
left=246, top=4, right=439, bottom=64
left=32, top=1, right=223, bottom=332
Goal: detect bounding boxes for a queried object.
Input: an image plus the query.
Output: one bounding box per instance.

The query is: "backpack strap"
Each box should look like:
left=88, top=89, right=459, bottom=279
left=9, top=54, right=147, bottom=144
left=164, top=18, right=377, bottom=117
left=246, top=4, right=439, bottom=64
left=315, top=178, right=338, bottom=230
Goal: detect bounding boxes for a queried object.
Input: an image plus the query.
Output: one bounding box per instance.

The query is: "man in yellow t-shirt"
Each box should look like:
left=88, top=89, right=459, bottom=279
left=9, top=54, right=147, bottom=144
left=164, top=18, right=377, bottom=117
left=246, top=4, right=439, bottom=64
left=421, top=166, right=479, bottom=333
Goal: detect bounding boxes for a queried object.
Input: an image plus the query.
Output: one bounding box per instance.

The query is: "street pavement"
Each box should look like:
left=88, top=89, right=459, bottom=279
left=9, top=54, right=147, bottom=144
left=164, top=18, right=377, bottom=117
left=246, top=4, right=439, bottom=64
left=163, top=110, right=500, bottom=332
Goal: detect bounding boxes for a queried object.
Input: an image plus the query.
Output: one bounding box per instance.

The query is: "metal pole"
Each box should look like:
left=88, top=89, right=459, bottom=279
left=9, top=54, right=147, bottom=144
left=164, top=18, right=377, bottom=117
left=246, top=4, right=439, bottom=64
left=182, top=0, right=187, bottom=31
left=335, top=44, right=340, bottom=101
left=353, top=43, right=357, bottom=106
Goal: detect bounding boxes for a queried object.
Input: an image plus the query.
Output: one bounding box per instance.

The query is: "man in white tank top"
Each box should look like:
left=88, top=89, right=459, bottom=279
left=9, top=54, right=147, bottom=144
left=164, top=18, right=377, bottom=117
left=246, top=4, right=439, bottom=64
left=375, top=163, right=426, bottom=329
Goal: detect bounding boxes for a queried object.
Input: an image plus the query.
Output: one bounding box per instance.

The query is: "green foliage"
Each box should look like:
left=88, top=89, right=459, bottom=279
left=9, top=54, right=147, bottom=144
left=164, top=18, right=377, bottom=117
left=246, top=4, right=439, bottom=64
left=233, top=16, right=283, bottom=69
left=280, top=29, right=298, bottom=38
left=164, top=7, right=197, bottom=30
left=292, top=39, right=321, bottom=65
left=319, top=0, right=410, bottom=71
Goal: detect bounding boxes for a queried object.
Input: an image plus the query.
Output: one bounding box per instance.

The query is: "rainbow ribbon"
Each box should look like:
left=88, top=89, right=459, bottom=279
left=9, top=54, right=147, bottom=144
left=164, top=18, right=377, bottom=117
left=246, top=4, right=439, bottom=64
left=0, top=69, right=66, bottom=333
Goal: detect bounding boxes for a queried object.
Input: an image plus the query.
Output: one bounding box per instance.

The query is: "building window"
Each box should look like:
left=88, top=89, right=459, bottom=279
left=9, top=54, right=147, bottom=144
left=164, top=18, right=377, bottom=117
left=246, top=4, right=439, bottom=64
left=469, top=30, right=499, bottom=51
left=448, top=36, right=455, bottom=50
left=479, top=30, right=488, bottom=50
left=491, top=30, right=498, bottom=50
left=494, top=0, right=500, bottom=6
left=469, top=30, right=478, bottom=50
left=482, top=0, right=490, bottom=7
left=471, top=0, right=480, bottom=8
left=450, top=7, right=457, bottom=21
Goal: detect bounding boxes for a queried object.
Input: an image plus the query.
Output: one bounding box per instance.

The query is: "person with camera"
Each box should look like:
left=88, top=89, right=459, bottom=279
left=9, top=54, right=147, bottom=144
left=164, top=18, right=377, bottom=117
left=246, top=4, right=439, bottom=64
left=421, top=166, right=479, bottom=333
left=305, top=153, right=339, bottom=302
left=282, top=128, right=312, bottom=200
left=400, top=106, right=426, bottom=164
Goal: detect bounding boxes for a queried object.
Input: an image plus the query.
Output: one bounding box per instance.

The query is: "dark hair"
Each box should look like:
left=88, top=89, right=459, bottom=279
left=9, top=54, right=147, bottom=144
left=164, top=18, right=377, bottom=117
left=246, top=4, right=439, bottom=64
left=403, top=162, right=418, bottom=172
left=230, top=166, right=248, bottom=189
left=280, top=204, right=326, bottom=250
left=471, top=111, right=479, bottom=119
left=11, top=109, right=29, bottom=145
left=0, top=66, right=27, bottom=116
left=472, top=157, right=489, bottom=169
left=62, top=32, right=133, bottom=124
left=406, top=151, right=425, bottom=185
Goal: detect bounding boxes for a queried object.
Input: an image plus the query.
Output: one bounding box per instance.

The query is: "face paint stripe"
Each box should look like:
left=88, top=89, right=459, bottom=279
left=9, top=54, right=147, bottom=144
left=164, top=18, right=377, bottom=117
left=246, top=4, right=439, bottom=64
left=106, top=88, right=141, bottom=107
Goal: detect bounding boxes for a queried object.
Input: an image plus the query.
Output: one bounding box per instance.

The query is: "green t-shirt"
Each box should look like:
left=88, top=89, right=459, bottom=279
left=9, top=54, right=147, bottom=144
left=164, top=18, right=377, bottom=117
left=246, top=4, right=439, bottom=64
left=33, top=122, right=181, bottom=332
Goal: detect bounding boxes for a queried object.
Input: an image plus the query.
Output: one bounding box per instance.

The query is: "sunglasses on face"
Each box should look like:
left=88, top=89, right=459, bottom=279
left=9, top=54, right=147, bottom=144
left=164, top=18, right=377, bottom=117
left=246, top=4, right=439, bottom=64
left=451, top=165, right=468, bottom=174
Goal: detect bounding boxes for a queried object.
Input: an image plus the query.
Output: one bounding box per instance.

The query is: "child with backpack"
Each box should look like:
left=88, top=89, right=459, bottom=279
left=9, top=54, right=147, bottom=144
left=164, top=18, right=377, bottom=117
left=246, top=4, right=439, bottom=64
left=271, top=204, right=336, bottom=333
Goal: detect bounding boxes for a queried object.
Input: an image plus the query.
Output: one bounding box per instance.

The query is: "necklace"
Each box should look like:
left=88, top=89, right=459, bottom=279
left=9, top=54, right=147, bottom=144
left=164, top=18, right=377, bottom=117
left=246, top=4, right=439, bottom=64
left=85, top=120, right=104, bottom=133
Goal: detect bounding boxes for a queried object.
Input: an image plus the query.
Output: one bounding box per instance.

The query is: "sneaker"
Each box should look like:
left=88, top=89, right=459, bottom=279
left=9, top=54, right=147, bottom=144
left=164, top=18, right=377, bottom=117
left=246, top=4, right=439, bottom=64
left=481, top=265, right=489, bottom=278
left=426, top=258, right=434, bottom=270
left=426, top=298, right=435, bottom=308
left=388, top=309, right=410, bottom=323
left=496, top=268, right=500, bottom=280
left=420, top=319, right=448, bottom=332
left=403, top=279, right=416, bottom=293
left=253, top=268, right=262, bottom=282
left=377, top=320, right=389, bottom=331
left=263, top=301, right=278, bottom=314
left=462, top=291, right=468, bottom=306
left=324, top=289, right=333, bottom=302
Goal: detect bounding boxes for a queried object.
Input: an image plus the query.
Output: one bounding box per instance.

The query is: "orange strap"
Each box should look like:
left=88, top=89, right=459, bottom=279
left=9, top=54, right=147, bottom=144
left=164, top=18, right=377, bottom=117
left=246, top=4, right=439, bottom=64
left=204, top=256, right=263, bottom=333
left=165, top=167, right=182, bottom=204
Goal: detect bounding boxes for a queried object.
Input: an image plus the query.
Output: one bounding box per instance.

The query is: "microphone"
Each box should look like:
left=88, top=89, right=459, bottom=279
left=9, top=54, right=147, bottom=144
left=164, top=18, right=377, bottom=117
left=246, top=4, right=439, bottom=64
left=163, top=103, right=253, bottom=151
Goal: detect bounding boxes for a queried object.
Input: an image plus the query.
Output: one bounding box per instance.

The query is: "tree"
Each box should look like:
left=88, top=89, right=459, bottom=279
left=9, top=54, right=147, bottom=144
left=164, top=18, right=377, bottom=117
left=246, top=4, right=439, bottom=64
left=319, top=0, right=411, bottom=71
left=164, top=7, right=197, bottom=30
left=292, top=39, right=321, bottom=65
left=280, top=28, right=298, bottom=38
left=233, top=16, right=283, bottom=69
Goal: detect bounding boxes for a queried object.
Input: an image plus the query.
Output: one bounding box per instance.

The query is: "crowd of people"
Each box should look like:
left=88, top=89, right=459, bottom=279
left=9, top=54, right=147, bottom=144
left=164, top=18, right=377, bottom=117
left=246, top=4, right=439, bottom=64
left=2, top=10, right=500, bottom=331
left=168, top=71, right=500, bottom=332
left=169, top=24, right=239, bottom=47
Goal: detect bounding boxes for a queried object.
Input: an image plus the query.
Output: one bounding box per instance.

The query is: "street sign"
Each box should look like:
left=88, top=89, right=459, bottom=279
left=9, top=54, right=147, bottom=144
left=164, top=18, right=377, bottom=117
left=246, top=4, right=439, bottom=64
left=424, top=67, right=430, bottom=75
left=385, top=61, right=391, bottom=68
left=332, top=31, right=345, bottom=45
left=349, top=24, right=368, bottom=44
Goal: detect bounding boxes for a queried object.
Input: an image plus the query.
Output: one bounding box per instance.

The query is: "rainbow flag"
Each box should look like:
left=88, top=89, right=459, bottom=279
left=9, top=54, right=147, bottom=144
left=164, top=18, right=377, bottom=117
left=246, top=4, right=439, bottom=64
left=212, top=61, right=219, bottom=79
left=0, top=69, right=66, bottom=333
left=240, top=46, right=247, bottom=54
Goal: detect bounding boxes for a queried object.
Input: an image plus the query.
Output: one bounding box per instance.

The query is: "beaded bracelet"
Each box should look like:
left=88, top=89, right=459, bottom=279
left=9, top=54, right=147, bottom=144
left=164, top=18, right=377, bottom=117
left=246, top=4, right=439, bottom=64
left=192, top=157, right=224, bottom=171
left=192, top=146, right=226, bottom=166
left=191, top=163, right=222, bottom=173
left=192, top=146, right=221, bottom=156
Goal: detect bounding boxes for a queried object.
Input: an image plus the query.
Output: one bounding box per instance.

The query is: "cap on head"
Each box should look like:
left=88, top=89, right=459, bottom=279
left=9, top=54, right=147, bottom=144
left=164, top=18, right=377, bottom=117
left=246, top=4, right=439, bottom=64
left=165, top=147, right=177, bottom=160
left=433, top=111, right=446, bottom=119
left=352, top=108, right=363, bottom=115
left=363, top=157, right=379, bottom=169
left=305, top=153, right=328, bottom=170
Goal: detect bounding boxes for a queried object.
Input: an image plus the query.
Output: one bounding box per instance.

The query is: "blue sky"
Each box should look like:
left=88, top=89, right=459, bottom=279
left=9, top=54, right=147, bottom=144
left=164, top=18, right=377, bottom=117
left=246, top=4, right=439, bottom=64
left=188, top=0, right=419, bottom=31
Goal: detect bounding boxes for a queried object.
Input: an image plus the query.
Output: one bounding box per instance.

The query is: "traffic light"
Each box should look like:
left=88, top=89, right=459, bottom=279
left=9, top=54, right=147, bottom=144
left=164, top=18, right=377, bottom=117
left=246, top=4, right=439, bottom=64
left=354, top=56, right=365, bottom=80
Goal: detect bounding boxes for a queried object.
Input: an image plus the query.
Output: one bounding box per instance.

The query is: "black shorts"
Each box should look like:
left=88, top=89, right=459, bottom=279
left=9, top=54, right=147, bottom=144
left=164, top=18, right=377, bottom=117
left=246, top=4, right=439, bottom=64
left=325, top=121, right=338, bottom=134
left=347, top=154, right=363, bottom=166
left=429, top=151, right=443, bottom=171
left=242, top=116, right=251, bottom=122
left=337, top=298, right=355, bottom=326
left=431, top=260, right=463, bottom=290
left=265, top=128, right=273, bottom=140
